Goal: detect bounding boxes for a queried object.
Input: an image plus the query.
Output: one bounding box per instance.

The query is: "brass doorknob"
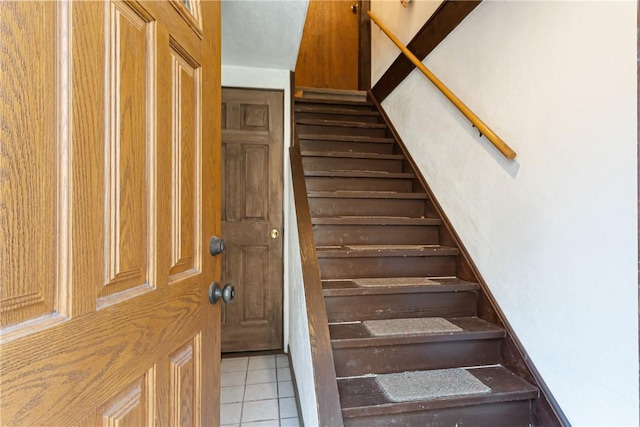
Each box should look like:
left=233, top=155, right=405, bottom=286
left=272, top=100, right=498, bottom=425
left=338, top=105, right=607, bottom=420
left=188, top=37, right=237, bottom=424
left=350, top=2, right=358, bottom=14
left=270, top=229, right=280, bottom=239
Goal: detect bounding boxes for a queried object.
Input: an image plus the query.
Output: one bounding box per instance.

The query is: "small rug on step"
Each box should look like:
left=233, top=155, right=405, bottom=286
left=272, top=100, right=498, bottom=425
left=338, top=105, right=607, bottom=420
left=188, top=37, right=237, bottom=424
left=376, top=369, right=491, bottom=402
left=354, top=277, right=437, bottom=287
left=363, top=317, right=462, bottom=336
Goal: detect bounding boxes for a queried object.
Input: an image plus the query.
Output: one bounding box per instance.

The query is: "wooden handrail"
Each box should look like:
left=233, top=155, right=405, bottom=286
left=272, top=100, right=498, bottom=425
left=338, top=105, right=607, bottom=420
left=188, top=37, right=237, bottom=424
left=368, top=10, right=517, bottom=160
left=289, top=143, right=344, bottom=427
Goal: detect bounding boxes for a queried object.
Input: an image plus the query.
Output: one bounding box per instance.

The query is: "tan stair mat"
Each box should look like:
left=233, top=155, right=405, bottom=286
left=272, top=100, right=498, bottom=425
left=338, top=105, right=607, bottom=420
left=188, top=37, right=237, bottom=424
left=363, top=317, right=462, bottom=336
left=354, top=277, right=438, bottom=287
left=376, top=369, right=491, bottom=402
left=345, top=245, right=432, bottom=250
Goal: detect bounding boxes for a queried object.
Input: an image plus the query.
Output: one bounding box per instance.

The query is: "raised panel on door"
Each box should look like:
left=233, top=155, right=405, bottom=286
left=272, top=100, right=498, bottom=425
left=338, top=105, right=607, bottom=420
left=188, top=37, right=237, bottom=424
left=0, top=1, right=62, bottom=331
left=0, top=1, right=221, bottom=425
left=221, top=88, right=284, bottom=352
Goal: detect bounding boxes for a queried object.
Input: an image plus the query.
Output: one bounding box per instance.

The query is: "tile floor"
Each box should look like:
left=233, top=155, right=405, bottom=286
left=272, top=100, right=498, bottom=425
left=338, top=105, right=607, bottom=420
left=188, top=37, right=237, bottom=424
left=221, top=354, right=301, bottom=427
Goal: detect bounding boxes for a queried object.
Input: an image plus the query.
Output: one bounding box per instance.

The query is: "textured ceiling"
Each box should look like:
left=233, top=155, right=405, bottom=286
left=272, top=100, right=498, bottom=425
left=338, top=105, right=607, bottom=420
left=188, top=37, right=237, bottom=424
left=222, top=0, right=309, bottom=70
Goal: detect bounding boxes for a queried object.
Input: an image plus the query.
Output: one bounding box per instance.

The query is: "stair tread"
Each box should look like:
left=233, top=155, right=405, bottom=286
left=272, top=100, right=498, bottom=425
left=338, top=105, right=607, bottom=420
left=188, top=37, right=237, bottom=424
left=312, top=217, right=441, bottom=226
left=322, top=277, right=479, bottom=296
left=298, top=134, right=394, bottom=143
left=330, top=317, right=505, bottom=348
left=301, top=151, right=403, bottom=160
left=307, top=191, right=427, bottom=199
left=316, top=245, right=459, bottom=258
left=297, top=118, right=387, bottom=129
left=295, top=105, right=380, bottom=116
left=304, top=170, right=414, bottom=179
left=338, top=365, right=539, bottom=418
left=295, top=97, right=373, bottom=107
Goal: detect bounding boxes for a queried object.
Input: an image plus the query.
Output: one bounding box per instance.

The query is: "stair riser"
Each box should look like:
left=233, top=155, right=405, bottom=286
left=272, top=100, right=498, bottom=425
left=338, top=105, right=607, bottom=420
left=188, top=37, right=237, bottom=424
left=333, top=340, right=502, bottom=377
left=313, top=224, right=439, bottom=246
left=342, top=401, right=535, bottom=427
left=305, top=177, right=413, bottom=192
left=296, top=112, right=381, bottom=123
left=309, top=198, right=425, bottom=217
left=296, top=101, right=376, bottom=112
left=319, top=256, right=456, bottom=280
left=300, top=139, right=394, bottom=154
left=302, top=157, right=402, bottom=173
left=325, top=292, right=476, bottom=322
left=298, top=124, right=387, bottom=138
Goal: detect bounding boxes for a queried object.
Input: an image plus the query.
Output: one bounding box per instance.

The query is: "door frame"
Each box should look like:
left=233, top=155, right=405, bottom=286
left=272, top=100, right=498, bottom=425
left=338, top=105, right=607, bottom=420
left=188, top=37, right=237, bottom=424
left=358, top=0, right=371, bottom=90
left=219, top=70, right=293, bottom=351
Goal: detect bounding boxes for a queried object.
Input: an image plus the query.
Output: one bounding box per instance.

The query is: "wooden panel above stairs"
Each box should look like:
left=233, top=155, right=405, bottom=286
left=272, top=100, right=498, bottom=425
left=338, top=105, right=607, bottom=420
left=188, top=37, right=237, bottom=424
left=293, top=88, right=564, bottom=426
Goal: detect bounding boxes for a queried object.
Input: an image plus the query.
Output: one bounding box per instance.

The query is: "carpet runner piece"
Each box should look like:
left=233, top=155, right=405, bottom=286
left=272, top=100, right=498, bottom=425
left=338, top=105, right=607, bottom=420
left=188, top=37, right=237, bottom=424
left=363, top=317, right=462, bottom=336
left=376, top=369, right=491, bottom=402
left=354, top=277, right=438, bottom=287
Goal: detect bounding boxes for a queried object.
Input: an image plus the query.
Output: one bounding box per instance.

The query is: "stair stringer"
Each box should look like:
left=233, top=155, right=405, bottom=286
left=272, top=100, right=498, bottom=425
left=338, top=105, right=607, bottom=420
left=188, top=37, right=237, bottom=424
left=369, top=90, right=569, bottom=427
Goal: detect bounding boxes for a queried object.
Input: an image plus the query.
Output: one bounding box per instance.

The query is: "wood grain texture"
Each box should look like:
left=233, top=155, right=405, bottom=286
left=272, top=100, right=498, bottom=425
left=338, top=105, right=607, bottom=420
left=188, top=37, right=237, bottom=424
left=296, top=0, right=359, bottom=90
left=0, top=1, right=222, bottom=425
left=0, top=1, right=58, bottom=327
left=370, top=91, right=567, bottom=426
left=372, top=0, right=482, bottom=102
left=290, top=145, right=344, bottom=427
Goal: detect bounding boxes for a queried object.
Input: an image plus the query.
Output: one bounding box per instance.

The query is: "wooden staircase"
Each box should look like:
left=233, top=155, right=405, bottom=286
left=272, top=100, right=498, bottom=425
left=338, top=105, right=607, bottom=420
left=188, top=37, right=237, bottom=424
left=293, top=89, right=545, bottom=426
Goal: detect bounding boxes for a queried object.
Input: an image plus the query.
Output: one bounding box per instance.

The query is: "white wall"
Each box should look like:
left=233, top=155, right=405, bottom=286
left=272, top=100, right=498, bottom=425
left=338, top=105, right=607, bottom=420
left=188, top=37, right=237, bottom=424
left=378, top=1, right=638, bottom=426
left=284, top=171, right=320, bottom=426
left=370, top=0, right=442, bottom=84
left=222, top=0, right=309, bottom=70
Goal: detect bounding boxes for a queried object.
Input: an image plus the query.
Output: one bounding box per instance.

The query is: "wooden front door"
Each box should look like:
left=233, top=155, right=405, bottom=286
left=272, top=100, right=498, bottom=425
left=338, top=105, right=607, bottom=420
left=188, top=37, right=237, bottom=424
left=296, top=0, right=360, bottom=90
left=221, top=88, right=284, bottom=353
left=0, top=1, right=222, bottom=425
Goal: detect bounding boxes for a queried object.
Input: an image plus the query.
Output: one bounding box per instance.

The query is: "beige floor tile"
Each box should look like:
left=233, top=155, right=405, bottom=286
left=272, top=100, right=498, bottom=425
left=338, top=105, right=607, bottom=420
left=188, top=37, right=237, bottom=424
left=276, top=367, right=291, bottom=382
left=221, top=385, right=245, bottom=404
left=277, top=381, right=294, bottom=398
left=279, top=397, right=298, bottom=419
left=221, top=357, right=249, bottom=373
left=248, top=356, right=276, bottom=371
left=241, top=399, right=279, bottom=423
left=222, top=371, right=247, bottom=387
left=246, top=368, right=277, bottom=385
left=244, top=382, right=278, bottom=401
left=220, top=402, right=242, bottom=425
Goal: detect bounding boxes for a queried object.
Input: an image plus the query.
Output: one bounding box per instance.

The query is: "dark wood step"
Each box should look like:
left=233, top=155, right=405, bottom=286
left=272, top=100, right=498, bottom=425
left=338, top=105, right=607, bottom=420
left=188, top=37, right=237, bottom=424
left=297, top=119, right=387, bottom=138
left=302, top=152, right=403, bottom=173
left=316, top=245, right=459, bottom=258
left=298, top=134, right=394, bottom=144
left=308, top=191, right=428, bottom=218
left=295, top=97, right=374, bottom=109
left=322, top=277, right=478, bottom=296
left=295, top=105, right=381, bottom=123
left=330, top=317, right=505, bottom=377
left=323, top=278, right=477, bottom=322
left=317, top=245, right=458, bottom=281
left=313, top=217, right=441, bottom=246
left=300, top=138, right=393, bottom=154
left=305, top=176, right=412, bottom=192
left=338, top=366, right=538, bottom=427
left=295, top=87, right=368, bottom=103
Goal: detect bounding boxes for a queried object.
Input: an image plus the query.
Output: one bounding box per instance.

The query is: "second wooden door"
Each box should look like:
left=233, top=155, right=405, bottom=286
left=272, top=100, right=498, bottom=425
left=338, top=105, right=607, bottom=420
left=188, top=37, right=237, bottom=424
left=221, top=88, right=284, bottom=353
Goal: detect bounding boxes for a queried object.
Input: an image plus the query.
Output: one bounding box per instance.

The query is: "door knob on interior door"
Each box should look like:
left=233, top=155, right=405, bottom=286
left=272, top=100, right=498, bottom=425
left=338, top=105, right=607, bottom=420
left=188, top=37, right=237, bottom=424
left=350, top=2, right=358, bottom=13
left=270, top=229, right=280, bottom=239
left=209, top=282, right=235, bottom=305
